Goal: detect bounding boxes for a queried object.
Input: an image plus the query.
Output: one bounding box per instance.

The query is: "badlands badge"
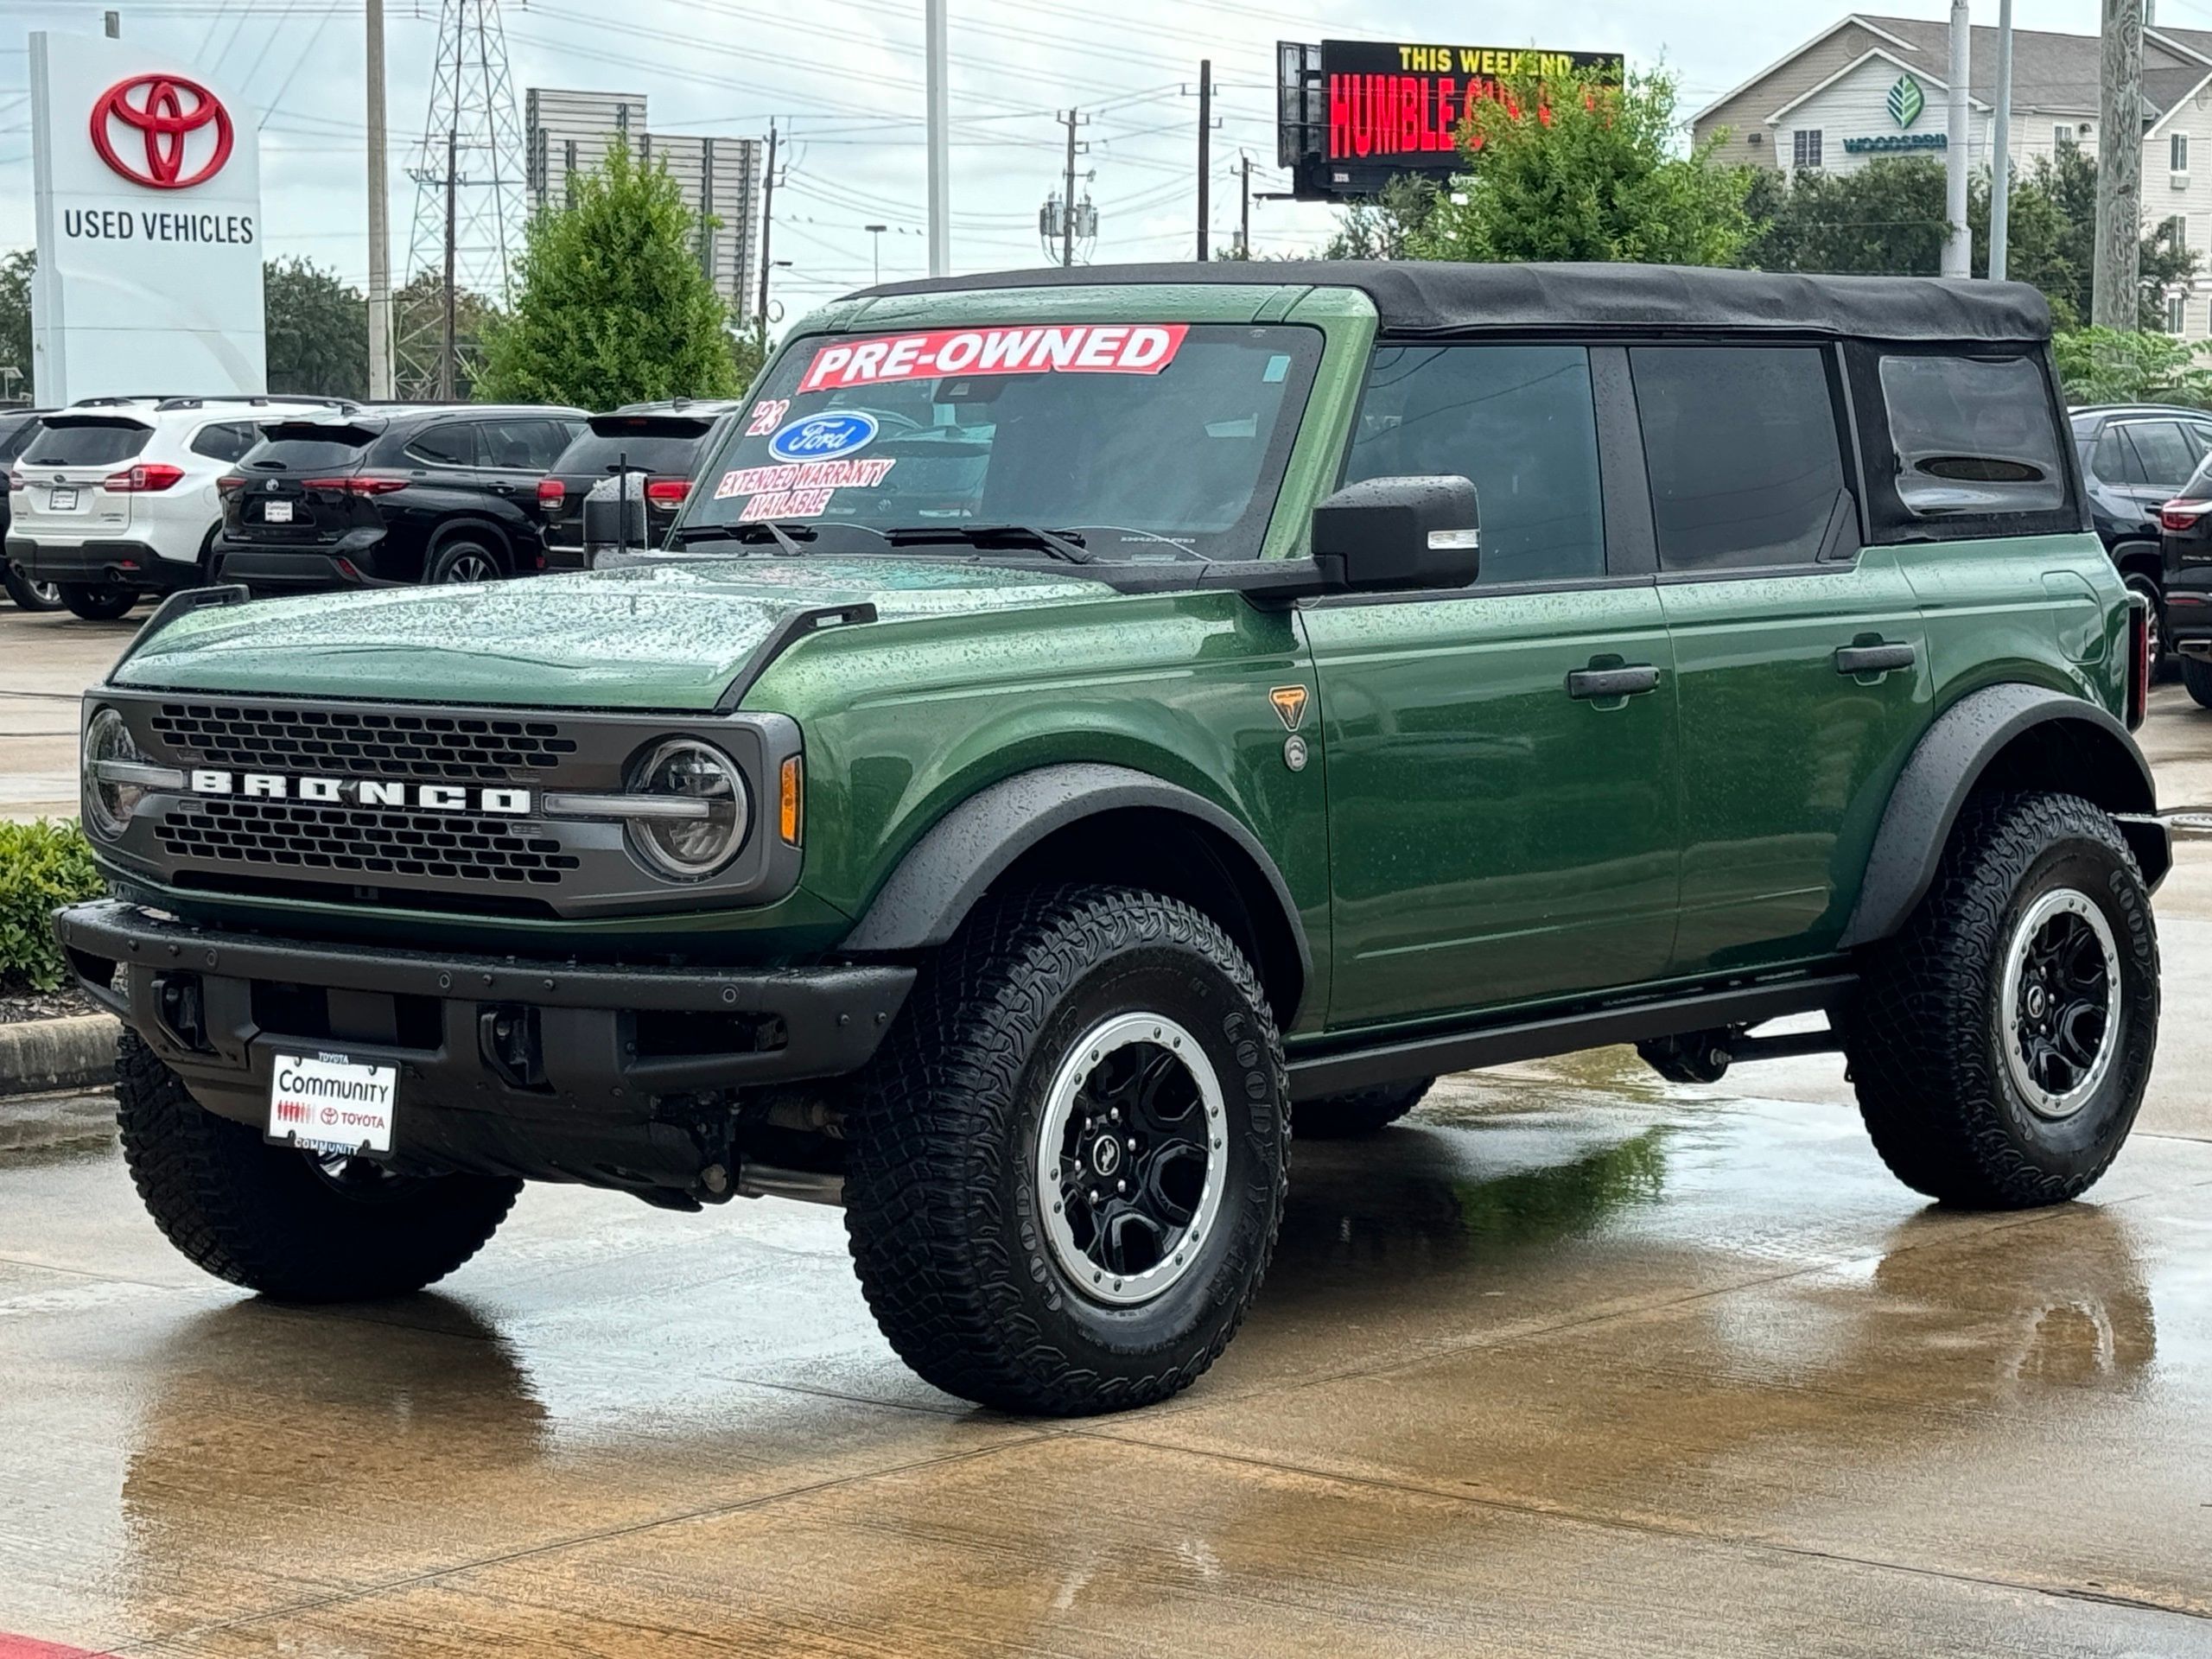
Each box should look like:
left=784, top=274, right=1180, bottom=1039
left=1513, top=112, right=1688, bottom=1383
left=1268, top=685, right=1309, bottom=732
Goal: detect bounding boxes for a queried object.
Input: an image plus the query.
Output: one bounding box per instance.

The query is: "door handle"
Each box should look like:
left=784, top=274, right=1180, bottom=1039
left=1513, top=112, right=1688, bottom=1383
left=1566, top=664, right=1660, bottom=701
left=1834, top=641, right=1916, bottom=676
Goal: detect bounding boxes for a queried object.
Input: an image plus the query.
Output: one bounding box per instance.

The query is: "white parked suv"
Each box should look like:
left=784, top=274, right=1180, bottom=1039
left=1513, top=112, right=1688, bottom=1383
left=5, top=395, right=357, bottom=620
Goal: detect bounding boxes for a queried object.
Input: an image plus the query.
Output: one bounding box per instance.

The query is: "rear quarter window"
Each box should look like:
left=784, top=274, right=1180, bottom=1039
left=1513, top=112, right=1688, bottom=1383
left=1856, top=348, right=2076, bottom=538
left=22, top=420, right=150, bottom=467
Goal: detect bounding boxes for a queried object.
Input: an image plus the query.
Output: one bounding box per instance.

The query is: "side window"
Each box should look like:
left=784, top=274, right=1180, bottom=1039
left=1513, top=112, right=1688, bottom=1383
left=2093, top=424, right=2145, bottom=486
left=188, top=422, right=256, bottom=463
left=2123, top=421, right=2196, bottom=492
left=477, top=417, right=555, bottom=470
left=1630, top=345, right=1848, bottom=571
left=1344, top=343, right=1605, bottom=585
left=405, top=423, right=477, bottom=467
left=1877, top=353, right=2068, bottom=517
left=0, top=422, right=41, bottom=466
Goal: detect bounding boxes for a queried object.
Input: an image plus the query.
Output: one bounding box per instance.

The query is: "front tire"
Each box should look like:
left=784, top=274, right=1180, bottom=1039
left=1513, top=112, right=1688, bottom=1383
left=115, top=1031, right=520, bottom=1300
left=2183, top=655, right=2212, bottom=709
left=844, top=885, right=1288, bottom=1415
left=3, top=562, right=62, bottom=612
left=58, top=581, right=136, bottom=620
left=1844, top=792, right=2158, bottom=1209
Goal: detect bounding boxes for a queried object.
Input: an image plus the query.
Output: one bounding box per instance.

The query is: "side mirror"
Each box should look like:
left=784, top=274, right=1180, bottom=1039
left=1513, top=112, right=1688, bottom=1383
left=1310, top=474, right=1481, bottom=594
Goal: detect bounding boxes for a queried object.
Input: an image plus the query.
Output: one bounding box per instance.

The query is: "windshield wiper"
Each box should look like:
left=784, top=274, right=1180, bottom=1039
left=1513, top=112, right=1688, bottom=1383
left=881, top=524, right=1095, bottom=564
left=674, top=520, right=817, bottom=556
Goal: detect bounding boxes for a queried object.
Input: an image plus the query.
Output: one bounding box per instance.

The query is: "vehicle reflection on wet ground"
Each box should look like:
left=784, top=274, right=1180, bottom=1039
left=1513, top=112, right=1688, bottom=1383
left=4, top=1046, right=2211, bottom=1657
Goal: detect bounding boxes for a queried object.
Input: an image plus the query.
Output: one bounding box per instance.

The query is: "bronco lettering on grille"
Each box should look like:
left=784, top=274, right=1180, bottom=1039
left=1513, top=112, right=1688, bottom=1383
left=186, top=771, right=531, bottom=814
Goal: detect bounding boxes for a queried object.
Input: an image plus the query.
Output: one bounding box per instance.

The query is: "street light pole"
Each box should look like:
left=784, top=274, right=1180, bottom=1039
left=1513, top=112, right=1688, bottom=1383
left=1941, top=0, right=1973, bottom=277
left=365, top=0, right=393, bottom=398
left=864, top=224, right=887, bottom=285
left=925, top=0, right=950, bottom=276
left=1991, top=0, right=2016, bottom=281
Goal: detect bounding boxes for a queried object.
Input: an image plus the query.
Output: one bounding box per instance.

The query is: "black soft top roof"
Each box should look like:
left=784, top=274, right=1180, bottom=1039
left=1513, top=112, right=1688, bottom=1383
left=861, top=261, right=2050, bottom=345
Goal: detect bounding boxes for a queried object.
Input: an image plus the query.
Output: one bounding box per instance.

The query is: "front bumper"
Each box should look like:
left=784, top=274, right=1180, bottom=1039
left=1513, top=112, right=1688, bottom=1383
left=56, top=899, right=912, bottom=1192
left=7, top=536, right=196, bottom=591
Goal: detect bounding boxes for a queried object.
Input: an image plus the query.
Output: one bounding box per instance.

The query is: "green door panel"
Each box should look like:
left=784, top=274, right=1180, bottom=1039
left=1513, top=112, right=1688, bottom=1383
left=1304, top=583, right=1680, bottom=1029
left=1659, top=550, right=1931, bottom=975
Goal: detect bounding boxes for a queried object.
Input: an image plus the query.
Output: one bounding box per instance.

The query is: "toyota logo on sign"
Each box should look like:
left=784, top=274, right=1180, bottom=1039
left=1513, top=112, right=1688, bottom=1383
left=89, top=74, right=233, bottom=190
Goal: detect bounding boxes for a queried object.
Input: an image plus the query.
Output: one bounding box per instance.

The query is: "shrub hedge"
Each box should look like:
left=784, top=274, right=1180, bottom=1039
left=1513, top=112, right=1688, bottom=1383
left=0, top=819, right=103, bottom=995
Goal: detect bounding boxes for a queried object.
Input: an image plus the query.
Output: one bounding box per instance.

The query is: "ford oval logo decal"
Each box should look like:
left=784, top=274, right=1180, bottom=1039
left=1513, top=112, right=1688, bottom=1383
left=768, top=411, right=879, bottom=463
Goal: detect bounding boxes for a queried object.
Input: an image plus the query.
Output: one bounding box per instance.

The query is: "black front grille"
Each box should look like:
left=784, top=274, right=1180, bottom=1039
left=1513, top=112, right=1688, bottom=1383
left=150, top=702, right=578, bottom=785
left=156, top=798, right=583, bottom=886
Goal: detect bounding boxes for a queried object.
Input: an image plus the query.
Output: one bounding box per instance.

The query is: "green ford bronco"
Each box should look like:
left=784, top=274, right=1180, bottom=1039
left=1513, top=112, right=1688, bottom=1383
left=58, top=262, right=2165, bottom=1415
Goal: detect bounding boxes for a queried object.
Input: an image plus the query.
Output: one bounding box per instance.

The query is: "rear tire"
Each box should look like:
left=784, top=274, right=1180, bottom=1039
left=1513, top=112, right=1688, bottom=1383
left=844, top=884, right=1288, bottom=1415
left=426, top=537, right=500, bottom=585
left=3, top=563, right=62, bottom=612
left=58, top=582, right=136, bottom=620
left=2183, top=655, right=2212, bottom=709
left=1843, top=792, right=2158, bottom=1209
left=1294, top=1077, right=1433, bottom=1138
left=115, top=1031, right=519, bottom=1300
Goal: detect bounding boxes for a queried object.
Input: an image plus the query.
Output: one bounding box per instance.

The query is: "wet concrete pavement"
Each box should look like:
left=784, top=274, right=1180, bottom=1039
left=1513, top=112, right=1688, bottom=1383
left=4, top=610, right=2212, bottom=1653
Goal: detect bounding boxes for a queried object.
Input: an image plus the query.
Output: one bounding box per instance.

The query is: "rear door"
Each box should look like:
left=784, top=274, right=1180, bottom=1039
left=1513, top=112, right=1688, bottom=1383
left=1636, top=343, right=1930, bottom=974
left=1306, top=341, right=1681, bottom=1029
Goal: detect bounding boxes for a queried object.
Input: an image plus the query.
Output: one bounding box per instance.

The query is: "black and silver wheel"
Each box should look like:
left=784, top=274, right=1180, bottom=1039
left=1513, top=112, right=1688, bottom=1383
left=844, top=884, right=1288, bottom=1415
left=57, top=581, right=137, bottom=620
left=3, top=562, right=62, bottom=612
left=1846, top=791, right=2158, bottom=1209
left=116, top=1031, right=519, bottom=1300
left=427, top=537, right=499, bottom=585
left=1293, top=1076, right=1433, bottom=1138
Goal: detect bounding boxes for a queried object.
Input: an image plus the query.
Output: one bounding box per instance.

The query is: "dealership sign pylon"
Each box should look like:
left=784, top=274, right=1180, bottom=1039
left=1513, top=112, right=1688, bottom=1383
left=29, top=32, right=265, bottom=404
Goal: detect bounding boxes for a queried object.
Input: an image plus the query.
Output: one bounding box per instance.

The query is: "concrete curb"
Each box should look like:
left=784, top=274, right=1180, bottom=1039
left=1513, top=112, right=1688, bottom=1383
left=0, top=1012, right=119, bottom=1100
left=0, top=1088, right=115, bottom=1152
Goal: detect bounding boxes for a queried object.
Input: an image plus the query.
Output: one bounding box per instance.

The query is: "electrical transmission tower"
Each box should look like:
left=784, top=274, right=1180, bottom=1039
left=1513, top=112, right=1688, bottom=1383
left=397, top=0, right=526, bottom=400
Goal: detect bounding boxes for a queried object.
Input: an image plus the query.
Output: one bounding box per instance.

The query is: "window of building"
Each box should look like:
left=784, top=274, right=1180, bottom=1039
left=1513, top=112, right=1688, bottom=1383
left=2164, top=215, right=2189, bottom=254
left=2055, top=124, right=2075, bottom=151
left=2168, top=292, right=2189, bottom=334
left=1878, top=354, right=2068, bottom=517
left=1792, top=129, right=1823, bottom=169
left=1630, top=346, right=1849, bottom=571
left=2175, top=132, right=2191, bottom=174
left=1346, top=344, right=1605, bottom=585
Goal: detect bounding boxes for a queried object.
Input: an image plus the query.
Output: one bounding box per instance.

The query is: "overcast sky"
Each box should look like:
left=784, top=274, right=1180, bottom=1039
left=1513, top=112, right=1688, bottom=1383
left=0, top=0, right=2161, bottom=331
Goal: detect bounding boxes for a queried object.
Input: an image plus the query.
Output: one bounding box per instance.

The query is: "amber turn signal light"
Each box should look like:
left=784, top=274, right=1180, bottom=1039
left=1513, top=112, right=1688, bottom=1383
left=779, top=755, right=803, bottom=846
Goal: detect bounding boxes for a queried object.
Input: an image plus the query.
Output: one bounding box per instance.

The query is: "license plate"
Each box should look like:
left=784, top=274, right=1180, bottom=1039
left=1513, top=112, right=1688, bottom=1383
left=48, top=486, right=77, bottom=511
left=264, top=499, right=293, bottom=524
left=267, top=1052, right=397, bottom=1156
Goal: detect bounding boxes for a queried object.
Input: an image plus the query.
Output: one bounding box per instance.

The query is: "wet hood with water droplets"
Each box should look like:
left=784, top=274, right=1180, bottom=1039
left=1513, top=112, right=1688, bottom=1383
left=111, top=557, right=1107, bottom=711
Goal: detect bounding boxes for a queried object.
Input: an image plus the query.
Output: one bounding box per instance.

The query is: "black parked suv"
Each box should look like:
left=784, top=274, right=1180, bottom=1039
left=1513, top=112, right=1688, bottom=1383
left=2071, top=404, right=2212, bottom=660
left=0, top=409, right=56, bottom=610
left=213, top=404, right=586, bottom=596
left=535, top=401, right=741, bottom=569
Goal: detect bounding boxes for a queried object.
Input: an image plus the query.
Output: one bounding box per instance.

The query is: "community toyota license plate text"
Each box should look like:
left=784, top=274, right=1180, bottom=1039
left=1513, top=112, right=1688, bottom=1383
left=267, top=1052, right=397, bottom=1156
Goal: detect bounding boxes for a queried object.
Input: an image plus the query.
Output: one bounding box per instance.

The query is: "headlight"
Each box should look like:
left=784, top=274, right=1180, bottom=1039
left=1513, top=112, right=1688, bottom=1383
left=624, top=738, right=749, bottom=878
left=83, top=706, right=149, bottom=840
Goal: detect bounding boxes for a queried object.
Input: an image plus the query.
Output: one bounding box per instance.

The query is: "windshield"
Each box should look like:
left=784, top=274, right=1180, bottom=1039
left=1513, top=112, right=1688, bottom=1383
left=679, top=322, right=1323, bottom=561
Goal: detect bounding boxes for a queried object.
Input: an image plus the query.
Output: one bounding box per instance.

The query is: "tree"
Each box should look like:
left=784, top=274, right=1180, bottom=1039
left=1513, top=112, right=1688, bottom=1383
left=2052, top=326, right=2212, bottom=405
left=0, top=250, right=34, bottom=404
left=476, top=144, right=741, bottom=409
left=1321, top=176, right=1440, bottom=260
left=1409, top=65, right=1755, bottom=267
left=264, top=256, right=367, bottom=400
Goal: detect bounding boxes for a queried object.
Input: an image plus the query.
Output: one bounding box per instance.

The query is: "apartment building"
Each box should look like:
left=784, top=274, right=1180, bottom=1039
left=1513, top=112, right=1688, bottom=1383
left=1694, top=13, right=2212, bottom=336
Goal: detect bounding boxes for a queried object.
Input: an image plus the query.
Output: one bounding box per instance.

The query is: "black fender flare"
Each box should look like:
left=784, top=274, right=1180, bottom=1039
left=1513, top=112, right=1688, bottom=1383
left=840, top=762, right=1313, bottom=1003
left=1837, top=683, right=2165, bottom=949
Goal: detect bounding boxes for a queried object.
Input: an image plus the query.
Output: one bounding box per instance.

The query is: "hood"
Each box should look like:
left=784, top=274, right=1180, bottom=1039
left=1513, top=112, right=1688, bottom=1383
left=111, top=557, right=1106, bottom=711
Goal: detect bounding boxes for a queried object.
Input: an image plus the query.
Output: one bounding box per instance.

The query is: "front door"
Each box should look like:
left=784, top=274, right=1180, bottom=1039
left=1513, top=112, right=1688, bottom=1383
left=1308, top=342, right=1680, bottom=1030
left=1628, top=343, right=1930, bottom=973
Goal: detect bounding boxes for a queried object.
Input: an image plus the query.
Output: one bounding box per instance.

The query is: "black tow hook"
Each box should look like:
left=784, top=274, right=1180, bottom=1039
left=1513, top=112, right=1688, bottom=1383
left=478, top=1005, right=546, bottom=1090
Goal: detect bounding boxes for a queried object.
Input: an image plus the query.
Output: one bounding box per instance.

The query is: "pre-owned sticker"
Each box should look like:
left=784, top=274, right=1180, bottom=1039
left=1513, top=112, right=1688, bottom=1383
left=767, top=410, right=879, bottom=464
left=801, top=324, right=1188, bottom=392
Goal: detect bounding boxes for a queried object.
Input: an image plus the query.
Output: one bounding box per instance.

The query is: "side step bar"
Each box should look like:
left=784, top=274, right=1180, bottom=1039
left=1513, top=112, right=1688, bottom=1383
left=1286, top=973, right=1857, bottom=1102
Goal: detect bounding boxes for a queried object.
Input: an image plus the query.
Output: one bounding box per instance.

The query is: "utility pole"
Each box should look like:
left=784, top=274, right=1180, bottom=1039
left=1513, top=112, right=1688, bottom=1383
left=365, top=0, right=393, bottom=399
left=2094, top=0, right=2145, bottom=327
left=440, top=128, right=457, bottom=401
left=1990, top=0, right=2015, bottom=281
left=757, top=123, right=779, bottom=327
left=864, top=223, right=887, bottom=285
left=925, top=0, right=950, bottom=276
left=1196, top=59, right=1212, bottom=261
left=1061, top=108, right=1080, bottom=267
left=1942, top=0, right=1972, bottom=277
left=1237, top=151, right=1252, bottom=258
